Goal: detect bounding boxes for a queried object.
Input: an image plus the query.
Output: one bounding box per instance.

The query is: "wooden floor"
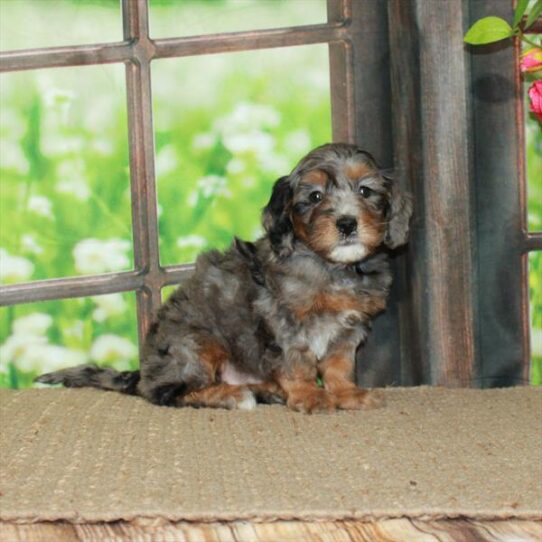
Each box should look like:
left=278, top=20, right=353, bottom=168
left=2, top=519, right=541, bottom=542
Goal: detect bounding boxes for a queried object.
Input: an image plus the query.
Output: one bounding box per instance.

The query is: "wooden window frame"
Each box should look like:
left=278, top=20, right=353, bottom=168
left=0, top=0, right=540, bottom=387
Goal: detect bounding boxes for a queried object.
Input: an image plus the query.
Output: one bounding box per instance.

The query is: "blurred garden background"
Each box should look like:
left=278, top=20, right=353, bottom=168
left=0, top=0, right=540, bottom=387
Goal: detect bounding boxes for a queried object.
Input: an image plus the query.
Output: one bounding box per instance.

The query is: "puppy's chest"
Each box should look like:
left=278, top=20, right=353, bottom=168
left=288, top=286, right=371, bottom=358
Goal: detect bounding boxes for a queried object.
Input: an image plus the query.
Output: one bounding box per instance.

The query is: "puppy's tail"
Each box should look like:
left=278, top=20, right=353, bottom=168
left=35, top=364, right=140, bottom=395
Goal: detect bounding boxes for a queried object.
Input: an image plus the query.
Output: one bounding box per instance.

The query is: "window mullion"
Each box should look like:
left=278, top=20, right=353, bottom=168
left=122, top=0, right=161, bottom=349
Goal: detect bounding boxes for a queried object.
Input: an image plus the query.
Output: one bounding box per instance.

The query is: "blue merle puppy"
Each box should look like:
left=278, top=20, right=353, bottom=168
left=37, top=143, right=412, bottom=413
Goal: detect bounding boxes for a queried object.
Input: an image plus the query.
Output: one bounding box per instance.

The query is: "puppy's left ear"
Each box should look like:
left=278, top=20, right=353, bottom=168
left=384, top=180, right=413, bottom=249
left=262, top=176, right=295, bottom=258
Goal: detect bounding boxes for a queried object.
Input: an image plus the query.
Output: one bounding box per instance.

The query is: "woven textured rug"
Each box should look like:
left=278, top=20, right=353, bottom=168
left=0, top=386, right=541, bottom=524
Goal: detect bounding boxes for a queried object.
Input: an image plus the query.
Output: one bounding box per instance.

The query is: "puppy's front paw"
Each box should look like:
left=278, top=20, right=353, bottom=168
left=333, top=387, right=385, bottom=410
left=287, top=388, right=335, bottom=414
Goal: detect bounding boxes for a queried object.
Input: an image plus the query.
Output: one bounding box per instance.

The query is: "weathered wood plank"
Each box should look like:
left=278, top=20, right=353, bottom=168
left=388, top=0, right=478, bottom=386
left=387, top=0, right=425, bottom=386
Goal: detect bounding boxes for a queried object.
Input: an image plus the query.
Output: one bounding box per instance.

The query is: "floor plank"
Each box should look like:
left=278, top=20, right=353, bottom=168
left=2, top=519, right=541, bottom=542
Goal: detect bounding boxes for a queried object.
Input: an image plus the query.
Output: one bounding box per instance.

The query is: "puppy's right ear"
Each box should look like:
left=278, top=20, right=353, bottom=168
left=262, top=176, right=295, bottom=258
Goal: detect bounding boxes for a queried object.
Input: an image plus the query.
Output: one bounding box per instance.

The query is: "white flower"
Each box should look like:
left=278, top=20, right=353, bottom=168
left=57, top=178, right=91, bottom=201
left=284, top=130, right=311, bottom=155
left=63, top=320, right=85, bottom=341
left=42, top=135, right=84, bottom=157
left=18, top=344, right=87, bottom=374
left=0, top=334, right=48, bottom=373
left=226, top=158, right=245, bottom=175
left=216, top=103, right=280, bottom=133
left=155, top=144, right=179, bottom=178
left=13, top=313, right=52, bottom=336
left=0, top=139, right=29, bottom=174
left=258, top=152, right=291, bottom=175
left=23, top=345, right=86, bottom=374
left=90, top=334, right=137, bottom=365
left=43, top=88, right=75, bottom=124
left=213, top=103, right=279, bottom=159
left=188, top=175, right=231, bottom=206
left=176, top=235, right=208, bottom=250
left=72, top=238, right=131, bottom=275
left=192, top=133, right=216, bottom=150
left=0, top=109, right=26, bottom=141
left=91, top=293, right=126, bottom=323
left=21, top=234, right=43, bottom=255
left=0, top=248, right=34, bottom=284
left=28, top=195, right=54, bottom=219
left=56, top=159, right=90, bottom=201
left=44, top=88, right=75, bottom=110
left=222, top=130, right=274, bottom=156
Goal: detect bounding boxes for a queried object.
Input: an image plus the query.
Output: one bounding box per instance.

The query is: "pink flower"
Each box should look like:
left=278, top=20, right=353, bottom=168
left=521, top=48, right=542, bottom=73
left=528, top=81, right=542, bottom=123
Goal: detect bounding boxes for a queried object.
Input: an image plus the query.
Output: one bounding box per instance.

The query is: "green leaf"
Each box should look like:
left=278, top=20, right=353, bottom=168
left=525, top=0, right=542, bottom=30
left=464, top=16, right=514, bottom=44
left=514, top=0, right=530, bottom=28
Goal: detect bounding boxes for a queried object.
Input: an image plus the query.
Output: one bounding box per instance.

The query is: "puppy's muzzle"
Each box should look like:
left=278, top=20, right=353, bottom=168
left=336, top=216, right=357, bottom=237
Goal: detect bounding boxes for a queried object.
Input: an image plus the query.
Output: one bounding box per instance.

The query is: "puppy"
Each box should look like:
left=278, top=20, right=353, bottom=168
left=37, top=143, right=412, bottom=413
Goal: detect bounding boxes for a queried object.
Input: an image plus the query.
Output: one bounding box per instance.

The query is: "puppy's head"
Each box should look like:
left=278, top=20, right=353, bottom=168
left=262, top=143, right=412, bottom=263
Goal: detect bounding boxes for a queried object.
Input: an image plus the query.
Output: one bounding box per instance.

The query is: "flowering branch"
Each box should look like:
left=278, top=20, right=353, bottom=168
left=465, top=0, right=542, bottom=122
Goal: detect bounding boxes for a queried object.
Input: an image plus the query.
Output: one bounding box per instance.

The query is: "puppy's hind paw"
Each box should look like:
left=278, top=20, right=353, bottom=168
left=236, top=389, right=257, bottom=410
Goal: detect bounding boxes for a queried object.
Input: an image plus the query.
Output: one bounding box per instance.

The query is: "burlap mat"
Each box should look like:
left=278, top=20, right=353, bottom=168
left=0, top=387, right=541, bottom=524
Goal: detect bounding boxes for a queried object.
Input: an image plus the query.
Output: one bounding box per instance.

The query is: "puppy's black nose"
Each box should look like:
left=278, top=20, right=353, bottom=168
left=336, top=216, right=357, bottom=236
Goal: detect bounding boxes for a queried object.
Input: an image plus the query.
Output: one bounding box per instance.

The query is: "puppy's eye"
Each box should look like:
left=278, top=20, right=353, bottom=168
left=309, top=191, right=323, bottom=203
left=359, top=186, right=373, bottom=198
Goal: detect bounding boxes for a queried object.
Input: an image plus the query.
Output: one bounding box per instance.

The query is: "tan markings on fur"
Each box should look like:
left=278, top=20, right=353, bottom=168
left=292, top=212, right=309, bottom=243
left=318, top=347, right=355, bottom=393
left=180, top=383, right=247, bottom=409
left=302, top=169, right=328, bottom=187
left=293, top=291, right=385, bottom=321
left=308, top=211, right=337, bottom=256
left=346, top=161, right=373, bottom=181
left=277, top=366, right=334, bottom=413
left=319, top=348, right=384, bottom=410
left=197, top=341, right=229, bottom=381
left=247, top=381, right=287, bottom=402
left=358, top=209, right=386, bottom=249
left=248, top=381, right=283, bottom=395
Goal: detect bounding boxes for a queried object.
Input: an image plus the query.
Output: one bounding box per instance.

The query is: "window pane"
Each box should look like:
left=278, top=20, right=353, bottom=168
left=150, top=0, right=327, bottom=39
left=0, top=0, right=121, bottom=51
left=161, top=285, right=177, bottom=302
left=530, top=251, right=542, bottom=386
left=0, top=65, right=132, bottom=283
left=0, top=293, right=138, bottom=389
left=152, top=45, right=331, bottom=265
